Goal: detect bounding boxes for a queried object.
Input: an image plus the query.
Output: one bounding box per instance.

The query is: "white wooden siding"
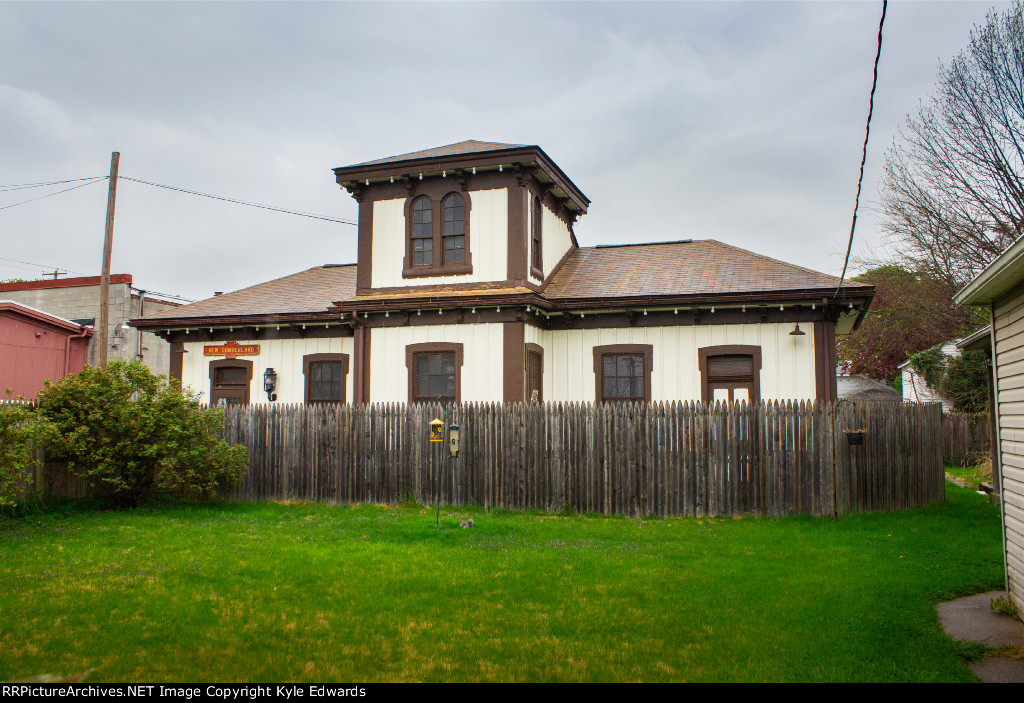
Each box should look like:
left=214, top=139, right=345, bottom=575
left=994, top=283, right=1024, bottom=611
left=529, top=200, right=575, bottom=284
left=370, top=189, right=509, bottom=288
left=537, top=322, right=817, bottom=402
left=179, top=336, right=354, bottom=404
left=368, top=323, right=504, bottom=403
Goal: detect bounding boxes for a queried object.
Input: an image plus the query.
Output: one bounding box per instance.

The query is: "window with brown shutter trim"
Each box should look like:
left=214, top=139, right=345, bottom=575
left=698, top=345, right=762, bottom=403
left=403, top=187, right=473, bottom=278
left=406, top=342, right=464, bottom=404
left=593, top=344, right=653, bottom=403
left=526, top=344, right=543, bottom=402
left=531, top=195, right=543, bottom=278
left=303, top=353, right=349, bottom=404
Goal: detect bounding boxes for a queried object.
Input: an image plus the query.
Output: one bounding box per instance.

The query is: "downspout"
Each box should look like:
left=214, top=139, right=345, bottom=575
left=136, top=290, right=146, bottom=360
left=64, top=326, right=91, bottom=376
left=989, top=303, right=1010, bottom=595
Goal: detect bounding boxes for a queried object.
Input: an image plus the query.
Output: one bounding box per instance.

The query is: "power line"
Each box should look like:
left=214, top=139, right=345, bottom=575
left=0, top=177, right=108, bottom=212
left=835, top=0, right=887, bottom=298
left=118, top=176, right=358, bottom=226
left=0, top=177, right=105, bottom=193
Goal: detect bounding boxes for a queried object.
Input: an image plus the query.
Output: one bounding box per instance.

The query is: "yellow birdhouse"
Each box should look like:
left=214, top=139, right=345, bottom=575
left=428, top=417, right=444, bottom=442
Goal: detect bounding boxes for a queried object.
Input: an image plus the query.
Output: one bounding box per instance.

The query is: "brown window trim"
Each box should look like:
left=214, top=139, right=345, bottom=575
left=208, top=358, right=253, bottom=405
left=403, top=187, right=474, bottom=279
left=530, top=195, right=544, bottom=280
left=405, top=342, right=465, bottom=404
left=593, top=344, right=653, bottom=403
left=525, top=342, right=543, bottom=402
left=698, top=344, right=762, bottom=403
left=302, top=353, right=350, bottom=404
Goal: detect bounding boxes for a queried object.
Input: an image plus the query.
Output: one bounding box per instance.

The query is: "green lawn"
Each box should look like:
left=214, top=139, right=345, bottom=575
left=0, top=482, right=1004, bottom=683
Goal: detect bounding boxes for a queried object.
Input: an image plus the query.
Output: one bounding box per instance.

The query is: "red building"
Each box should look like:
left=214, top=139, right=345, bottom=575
left=0, top=301, right=92, bottom=400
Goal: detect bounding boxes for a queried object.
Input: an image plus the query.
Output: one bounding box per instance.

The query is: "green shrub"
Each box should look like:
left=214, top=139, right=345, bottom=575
left=0, top=394, right=53, bottom=507
left=37, top=361, right=247, bottom=507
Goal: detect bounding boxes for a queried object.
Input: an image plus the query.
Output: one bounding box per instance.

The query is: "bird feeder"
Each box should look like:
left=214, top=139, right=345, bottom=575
left=448, top=423, right=460, bottom=457
left=429, top=418, right=444, bottom=442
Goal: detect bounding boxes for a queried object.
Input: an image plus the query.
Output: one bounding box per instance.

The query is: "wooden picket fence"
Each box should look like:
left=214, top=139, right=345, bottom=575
left=217, top=400, right=945, bottom=518
left=942, top=411, right=991, bottom=465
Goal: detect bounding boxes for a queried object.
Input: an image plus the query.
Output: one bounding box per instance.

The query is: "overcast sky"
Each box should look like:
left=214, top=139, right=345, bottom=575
left=0, top=0, right=1010, bottom=302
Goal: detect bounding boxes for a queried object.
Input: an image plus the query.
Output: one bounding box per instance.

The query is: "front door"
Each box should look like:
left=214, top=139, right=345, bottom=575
left=209, top=361, right=252, bottom=406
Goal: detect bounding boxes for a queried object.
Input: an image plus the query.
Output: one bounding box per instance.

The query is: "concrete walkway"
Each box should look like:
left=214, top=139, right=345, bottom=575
left=937, top=591, right=1024, bottom=682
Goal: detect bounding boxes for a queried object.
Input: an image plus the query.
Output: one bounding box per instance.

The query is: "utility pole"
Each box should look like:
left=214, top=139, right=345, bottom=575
left=97, top=151, right=119, bottom=367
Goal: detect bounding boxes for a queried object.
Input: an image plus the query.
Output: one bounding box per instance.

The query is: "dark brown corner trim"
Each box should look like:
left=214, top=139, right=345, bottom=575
left=697, top=345, right=762, bottom=403
left=503, top=322, right=525, bottom=403
left=813, top=320, right=837, bottom=401
left=405, top=341, right=465, bottom=404
left=592, top=343, right=654, bottom=403
left=302, top=353, right=350, bottom=404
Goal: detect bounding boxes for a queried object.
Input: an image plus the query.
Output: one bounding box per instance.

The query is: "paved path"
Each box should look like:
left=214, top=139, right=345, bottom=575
left=937, top=591, right=1024, bottom=682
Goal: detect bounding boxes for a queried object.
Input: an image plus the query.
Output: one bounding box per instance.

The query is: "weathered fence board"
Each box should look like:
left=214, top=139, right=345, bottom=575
left=17, top=400, right=949, bottom=517
left=212, top=400, right=943, bottom=518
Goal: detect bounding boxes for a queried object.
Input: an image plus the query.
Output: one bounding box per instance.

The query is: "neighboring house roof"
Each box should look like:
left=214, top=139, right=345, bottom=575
left=0, top=274, right=134, bottom=292
left=134, top=265, right=357, bottom=326
left=350, top=140, right=528, bottom=167
left=836, top=373, right=902, bottom=401
left=131, top=239, right=874, bottom=329
left=956, top=234, right=1024, bottom=305
left=544, top=240, right=869, bottom=302
left=958, top=326, right=992, bottom=352
left=0, top=300, right=94, bottom=335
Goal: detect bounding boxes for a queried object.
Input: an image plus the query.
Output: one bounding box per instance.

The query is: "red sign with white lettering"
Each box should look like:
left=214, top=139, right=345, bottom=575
left=204, top=342, right=260, bottom=359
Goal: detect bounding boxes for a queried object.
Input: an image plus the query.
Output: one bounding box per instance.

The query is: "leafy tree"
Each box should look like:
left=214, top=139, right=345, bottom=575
left=881, top=2, right=1024, bottom=287
left=837, top=265, right=985, bottom=383
left=0, top=394, right=53, bottom=507
left=38, top=361, right=248, bottom=507
left=941, top=350, right=990, bottom=413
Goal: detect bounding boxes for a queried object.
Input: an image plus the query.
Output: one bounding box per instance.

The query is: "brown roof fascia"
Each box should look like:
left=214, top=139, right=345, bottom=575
left=333, top=146, right=590, bottom=214
left=548, top=286, right=875, bottom=312
left=129, top=310, right=342, bottom=329
left=0, top=274, right=133, bottom=292
left=328, top=284, right=874, bottom=315
left=0, top=302, right=95, bottom=335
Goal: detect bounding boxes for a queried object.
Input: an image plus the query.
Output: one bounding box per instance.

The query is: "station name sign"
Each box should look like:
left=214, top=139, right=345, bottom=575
left=204, top=341, right=260, bottom=358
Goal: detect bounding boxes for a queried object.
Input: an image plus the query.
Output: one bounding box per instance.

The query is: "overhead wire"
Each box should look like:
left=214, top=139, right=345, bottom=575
left=0, top=177, right=105, bottom=193
left=0, top=177, right=108, bottom=212
left=118, top=176, right=358, bottom=226
left=835, top=0, right=887, bottom=298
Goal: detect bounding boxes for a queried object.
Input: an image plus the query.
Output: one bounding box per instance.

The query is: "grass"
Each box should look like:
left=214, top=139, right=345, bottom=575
left=0, top=482, right=1004, bottom=682
left=945, top=460, right=993, bottom=491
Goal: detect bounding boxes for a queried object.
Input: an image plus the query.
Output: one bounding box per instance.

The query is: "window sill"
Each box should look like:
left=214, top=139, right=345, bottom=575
left=402, top=263, right=474, bottom=279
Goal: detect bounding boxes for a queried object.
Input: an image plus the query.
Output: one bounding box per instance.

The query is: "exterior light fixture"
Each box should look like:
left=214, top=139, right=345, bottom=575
left=789, top=324, right=805, bottom=337
left=710, top=307, right=715, bottom=314
left=264, top=368, right=278, bottom=402
left=742, top=306, right=746, bottom=313
left=390, top=176, right=394, bottom=184
left=811, top=303, right=816, bottom=310
left=471, top=308, right=476, bottom=314
left=496, top=307, right=501, bottom=313
left=385, top=311, right=389, bottom=318
left=674, top=308, right=678, bottom=315
left=365, top=179, right=369, bottom=186
left=472, top=167, right=477, bottom=175
left=417, top=310, right=421, bottom=316
left=643, top=309, right=648, bottom=316
left=438, top=309, right=443, bottom=315
left=419, top=173, right=423, bottom=180
left=779, top=305, right=784, bottom=311
left=442, top=170, right=447, bottom=178
left=499, top=165, right=503, bottom=172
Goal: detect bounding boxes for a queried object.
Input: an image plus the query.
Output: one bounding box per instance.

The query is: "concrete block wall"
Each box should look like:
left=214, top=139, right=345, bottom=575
left=1, top=281, right=181, bottom=376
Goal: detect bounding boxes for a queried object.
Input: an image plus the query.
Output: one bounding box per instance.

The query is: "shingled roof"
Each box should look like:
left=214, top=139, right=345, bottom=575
left=350, top=140, right=528, bottom=167
left=544, top=240, right=869, bottom=301
left=133, top=265, right=356, bottom=326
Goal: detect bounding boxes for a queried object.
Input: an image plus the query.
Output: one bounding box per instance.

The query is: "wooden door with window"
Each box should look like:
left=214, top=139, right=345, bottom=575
left=209, top=359, right=252, bottom=406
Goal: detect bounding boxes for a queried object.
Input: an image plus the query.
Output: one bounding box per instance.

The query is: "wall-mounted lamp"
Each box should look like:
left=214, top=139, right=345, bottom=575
left=789, top=323, right=806, bottom=336
left=264, top=368, right=278, bottom=402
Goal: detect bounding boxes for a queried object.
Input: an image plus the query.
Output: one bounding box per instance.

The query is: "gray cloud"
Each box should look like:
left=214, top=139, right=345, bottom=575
left=0, top=1, right=1008, bottom=300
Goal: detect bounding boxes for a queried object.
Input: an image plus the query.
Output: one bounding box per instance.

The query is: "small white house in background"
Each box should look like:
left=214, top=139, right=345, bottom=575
left=898, top=341, right=961, bottom=411
left=132, top=140, right=874, bottom=406
left=836, top=369, right=902, bottom=402
left=955, top=236, right=1024, bottom=614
